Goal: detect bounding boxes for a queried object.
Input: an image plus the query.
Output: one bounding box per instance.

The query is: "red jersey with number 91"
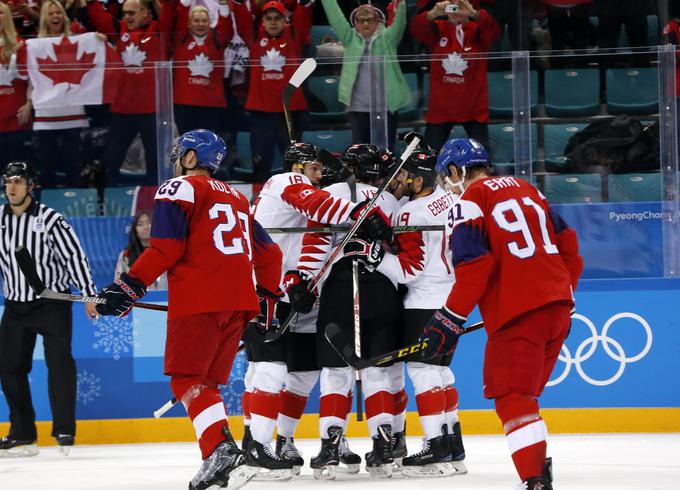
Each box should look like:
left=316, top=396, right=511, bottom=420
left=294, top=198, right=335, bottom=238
left=129, top=175, right=282, bottom=320
left=445, top=176, right=583, bottom=334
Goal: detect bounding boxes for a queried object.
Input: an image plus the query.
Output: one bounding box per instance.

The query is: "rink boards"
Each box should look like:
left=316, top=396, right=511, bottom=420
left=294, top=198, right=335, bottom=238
left=1, top=200, right=679, bottom=443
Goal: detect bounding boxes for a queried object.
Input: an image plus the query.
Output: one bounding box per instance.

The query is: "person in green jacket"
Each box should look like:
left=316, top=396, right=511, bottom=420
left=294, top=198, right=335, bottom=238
left=320, top=0, right=411, bottom=149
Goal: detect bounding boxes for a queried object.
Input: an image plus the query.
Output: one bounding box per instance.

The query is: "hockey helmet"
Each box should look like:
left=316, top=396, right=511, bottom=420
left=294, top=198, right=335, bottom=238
left=402, top=148, right=438, bottom=189
left=319, top=153, right=352, bottom=188
left=2, top=161, right=37, bottom=187
left=435, top=138, right=489, bottom=192
left=170, top=129, right=226, bottom=173
left=342, top=144, right=382, bottom=181
left=283, top=142, right=322, bottom=172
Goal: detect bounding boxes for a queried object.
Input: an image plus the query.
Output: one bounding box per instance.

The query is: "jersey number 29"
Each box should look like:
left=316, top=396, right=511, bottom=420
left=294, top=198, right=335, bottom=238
left=492, top=197, right=558, bottom=259
left=209, top=203, right=252, bottom=258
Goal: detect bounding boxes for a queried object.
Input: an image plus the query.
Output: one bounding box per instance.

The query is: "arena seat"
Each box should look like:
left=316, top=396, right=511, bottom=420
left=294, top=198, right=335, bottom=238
left=606, top=68, right=659, bottom=115
left=302, top=130, right=353, bottom=155
left=543, top=123, right=588, bottom=171
left=232, top=132, right=283, bottom=179
left=103, top=187, right=136, bottom=217
left=541, top=174, right=602, bottom=204
left=488, top=123, right=537, bottom=164
left=544, top=69, right=600, bottom=117
left=307, top=75, right=345, bottom=122
left=41, top=188, right=99, bottom=217
left=310, top=25, right=341, bottom=55
left=487, top=70, right=538, bottom=117
left=608, top=173, right=662, bottom=202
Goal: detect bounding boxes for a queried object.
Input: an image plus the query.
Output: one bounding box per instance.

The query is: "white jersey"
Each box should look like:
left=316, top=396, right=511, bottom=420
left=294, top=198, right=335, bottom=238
left=377, top=187, right=457, bottom=309
left=296, top=181, right=401, bottom=289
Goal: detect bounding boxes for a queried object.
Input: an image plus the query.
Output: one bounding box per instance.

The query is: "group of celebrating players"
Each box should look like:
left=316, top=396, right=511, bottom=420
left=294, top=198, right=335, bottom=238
left=94, top=128, right=582, bottom=490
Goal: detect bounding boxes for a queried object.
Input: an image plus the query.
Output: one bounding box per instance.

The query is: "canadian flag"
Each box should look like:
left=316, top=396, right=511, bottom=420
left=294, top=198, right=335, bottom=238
left=24, top=33, right=116, bottom=109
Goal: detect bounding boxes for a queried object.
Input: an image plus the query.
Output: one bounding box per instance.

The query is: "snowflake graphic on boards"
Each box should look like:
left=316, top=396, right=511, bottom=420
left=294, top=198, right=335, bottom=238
left=188, top=52, right=214, bottom=77
left=442, top=52, right=468, bottom=76
left=92, top=315, right=136, bottom=361
left=121, top=43, right=146, bottom=67
left=77, top=369, right=102, bottom=405
left=260, top=48, right=285, bottom=72
left=219, top=350, right=248, bottom=414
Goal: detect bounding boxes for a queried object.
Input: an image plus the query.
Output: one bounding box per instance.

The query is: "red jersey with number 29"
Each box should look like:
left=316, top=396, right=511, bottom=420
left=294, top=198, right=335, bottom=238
left=129, top=175, right=282, bottom=320
left=445, top=176, right=583, bottom=334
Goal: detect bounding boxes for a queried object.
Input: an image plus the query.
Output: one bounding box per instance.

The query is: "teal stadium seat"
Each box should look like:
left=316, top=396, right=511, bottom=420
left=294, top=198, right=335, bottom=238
left=541, top=174, right=602, bottom=204
left=302, top=130, right=353, bottom=155
left=41, top=188, right=99, bottom=217
left=103, top=186, right=136, bottom=216
left=543, top=123, right=588, bottom=171
left=488, top=123, right=537, bottom=163
left=606, top=68, right=659, bottom=115
left=307, top=76, right=345, bottom=122
left=608, top=173, right=662, bottom=202
left=397, top=73, right=420, bottom=122
left=545, top=69, right=600, bottom=117
left=310, top=25, right=341, bottom=58
left=647, top=15, right=659, bottom=46
left=487, top=71, right=538, bottom=117
left=232, top=132, right=282, bottom=179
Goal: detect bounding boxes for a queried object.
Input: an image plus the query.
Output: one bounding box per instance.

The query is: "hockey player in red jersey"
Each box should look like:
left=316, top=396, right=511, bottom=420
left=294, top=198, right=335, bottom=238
left=422, top=138, right=583, bottom=490
left=95, top=129, right=283, bottom=490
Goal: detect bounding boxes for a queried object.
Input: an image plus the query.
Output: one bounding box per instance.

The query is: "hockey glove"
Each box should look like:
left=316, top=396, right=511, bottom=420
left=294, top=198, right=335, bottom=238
left=350, top=199, right=393, bottom=242
left=343, top=238, right=384, bottom=269
left=283, top=270, right=317, bottom=314
left=421, top=307, right=466, bottom=360
left=95, top=272, right=146, bottom=318
left=252, top=285, right=284, bottom=334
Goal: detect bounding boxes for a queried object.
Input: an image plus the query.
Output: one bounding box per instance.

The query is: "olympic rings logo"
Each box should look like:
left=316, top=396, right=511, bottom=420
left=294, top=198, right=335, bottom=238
left=547, top=312, right=653, bottom=387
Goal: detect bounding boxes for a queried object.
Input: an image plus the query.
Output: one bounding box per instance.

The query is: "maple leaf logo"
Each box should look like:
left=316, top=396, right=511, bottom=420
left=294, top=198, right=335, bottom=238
left=36, top=36, right=95, bottom=88
left=0, top=57, right=21, bottom=87
left=442, top=52, right=468, bottom=76
left=188, top=52, right=214, bottom=78
left=121, top=43, right=147, bottom=67
left=260, top=48, right=285, bottom=72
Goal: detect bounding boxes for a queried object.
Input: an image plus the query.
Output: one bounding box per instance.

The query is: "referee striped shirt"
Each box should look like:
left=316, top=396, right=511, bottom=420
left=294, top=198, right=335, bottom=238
left=0, top=200, right=96, bottom=302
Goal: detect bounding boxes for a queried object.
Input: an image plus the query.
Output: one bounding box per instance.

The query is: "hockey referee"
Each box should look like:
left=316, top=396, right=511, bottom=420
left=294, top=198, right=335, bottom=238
left=0, top=162, right=97, bottom=458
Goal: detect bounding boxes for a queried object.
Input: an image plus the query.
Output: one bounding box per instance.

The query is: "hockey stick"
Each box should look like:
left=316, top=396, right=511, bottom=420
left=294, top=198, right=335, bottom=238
left=324, top=321, right=485, bottom=370
left=153, top=397, right=178, bottom=418
left=351, top=259, right=363, bottom=421
left=265, top=224, right=444, bottom=234
left=14, top=246, right=168, bottom=313
left=283, top=58, right=317, bottom=141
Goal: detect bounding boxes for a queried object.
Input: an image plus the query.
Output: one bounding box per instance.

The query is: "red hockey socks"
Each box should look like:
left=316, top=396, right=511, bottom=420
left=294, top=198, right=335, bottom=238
left=392, top=388, right=408, bottom=433
left=495, top=392, right=547, bottom=481
left=242, top=390, right=251, bottom=427
left=364, top=390, right=393, bottom=437
left=443, top=385, right=460, bottom=431
left=171, top=376, right=227, bottom=460
left=415, top=388, right=446, bottom=440
left=277, top=390, right=307, bottom=438
left=249, top=389, right=280, bottom=445
left=319, top=393, right=350, bottom=438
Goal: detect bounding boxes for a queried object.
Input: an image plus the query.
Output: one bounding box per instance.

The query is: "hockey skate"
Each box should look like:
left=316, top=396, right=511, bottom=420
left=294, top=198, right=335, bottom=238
left=275, top=435, right=303, bottom=476
left=401, top=436, right=458, bottom=478
left=310, top=426, right=342, bottom=480
left=189, top=430, right=255, bottom=490
left=245, top=440, right=294, bottom=481
left=517, top=457, right=553, bottom=490
left=390, top=430, right=407, bottom=472
left=365, top=424, right=394, bottom=479
left=445, top=422, right=468, bottom=475
left=0, top=437, right=39, bottom=458
left=337, top=435, right=361, bottom=474
left=241, top=426, right=252, bottom=453
left=56, top=434, right=74, bottom=456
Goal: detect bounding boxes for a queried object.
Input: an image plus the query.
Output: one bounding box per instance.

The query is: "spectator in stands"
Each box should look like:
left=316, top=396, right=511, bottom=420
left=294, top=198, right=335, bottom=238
left=544, top=0, right=591, bottom=68
left=29, top=0, right=89, bottom=188
left=321, top=0, right=411, bottom=149
left=114, top=211, right=167, bottom=290
left=232, top=0, right=312, bottom=182
left=5, top=0, right=38, bottom=37
left=82, top=0, right=172, bottom=186
left=411, top=0, right=499, bottom=151
left=597, top=0, right=650, bottom=67
left=0, top=1, right=31, bottom=168
left=482, top=0, right=534, bottom=52
left=165, top=0, right=233, bottom=135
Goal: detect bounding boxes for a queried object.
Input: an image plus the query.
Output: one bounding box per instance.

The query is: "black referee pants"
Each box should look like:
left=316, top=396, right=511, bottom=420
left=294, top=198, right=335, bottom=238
left=0, top=298, right=75, bottom=440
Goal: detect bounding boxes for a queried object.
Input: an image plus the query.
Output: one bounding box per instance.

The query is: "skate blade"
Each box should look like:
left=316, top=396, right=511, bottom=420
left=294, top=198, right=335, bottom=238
left=391, top=457, right=403, bottom=473
left=366, top=464, right=393, bottom=479
left=226, top=465, right=257, bottom=490
left=57, top=445, right=71, bottom=457
left=312, top=466, right=337, bottom=480
left=250, top=467, right=293, bottom=482
left=336, top=462, right=360, bottom=474
left=292, top=465, right=301, bottom=476
left=445, top=460, right=468, bottom=475
left=402, top=462, right=462, bottom=478
left=0, top=445, right=39, bottom=458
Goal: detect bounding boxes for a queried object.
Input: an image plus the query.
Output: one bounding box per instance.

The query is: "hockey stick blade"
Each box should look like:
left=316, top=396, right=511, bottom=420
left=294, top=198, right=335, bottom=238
left=283, top=58, right=317, bottom=141
left=289, top=58, right=317, bottom=88
left=324, top=323, right=361, bottom=367
left=14, top=246, right=168, bottom=312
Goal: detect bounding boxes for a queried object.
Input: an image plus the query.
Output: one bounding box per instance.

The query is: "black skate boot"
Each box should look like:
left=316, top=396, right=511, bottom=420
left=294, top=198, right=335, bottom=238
left=365, top=424, right=394, bottom=479
left=521, top=457, right=553, bottom=490
left=189, top=428, right=255, bottom=490
left=244, top=439, right=294, bottom=481
left=275, top=435, right=303, bottom=476
left=310, top=426, right=342, bottom=480
left=56, top=434, right=75, bottom=456
left=446, top=422, right=468, bottom=474
left=337, top=435, right=361, bottom=474
left=391, top=430, right=407, bottom=471
left=0, top=436, right=38, bottom=458
left=402, top=435, right=457, bottom=478
left=241, top=426, right=252, bottom=453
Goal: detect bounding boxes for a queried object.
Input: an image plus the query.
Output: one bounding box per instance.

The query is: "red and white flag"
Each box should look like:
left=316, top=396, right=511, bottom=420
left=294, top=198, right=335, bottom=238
left=26, top=33, right=113, bottom=109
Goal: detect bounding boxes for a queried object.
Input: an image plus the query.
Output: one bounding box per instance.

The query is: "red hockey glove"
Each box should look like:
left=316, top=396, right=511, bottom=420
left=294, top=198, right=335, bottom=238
left=95, top=272, right=146, bottom=318
left=350, top=199, right=393, bottom=242
left=421, top=307, right=466, bottom=360
left=252, top=285, right=284, bottom=334
left=343, top=238, right=384, bottom=268
left=283, top=270, right=317, bottom=314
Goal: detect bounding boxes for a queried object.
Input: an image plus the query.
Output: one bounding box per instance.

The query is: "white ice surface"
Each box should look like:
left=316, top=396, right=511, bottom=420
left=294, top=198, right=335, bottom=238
left=1, top=433, right=679, bottom=490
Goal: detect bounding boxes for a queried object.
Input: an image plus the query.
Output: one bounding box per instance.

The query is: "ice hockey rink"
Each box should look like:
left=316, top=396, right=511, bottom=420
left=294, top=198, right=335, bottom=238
left=2, top=433, right=679, bottom=490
